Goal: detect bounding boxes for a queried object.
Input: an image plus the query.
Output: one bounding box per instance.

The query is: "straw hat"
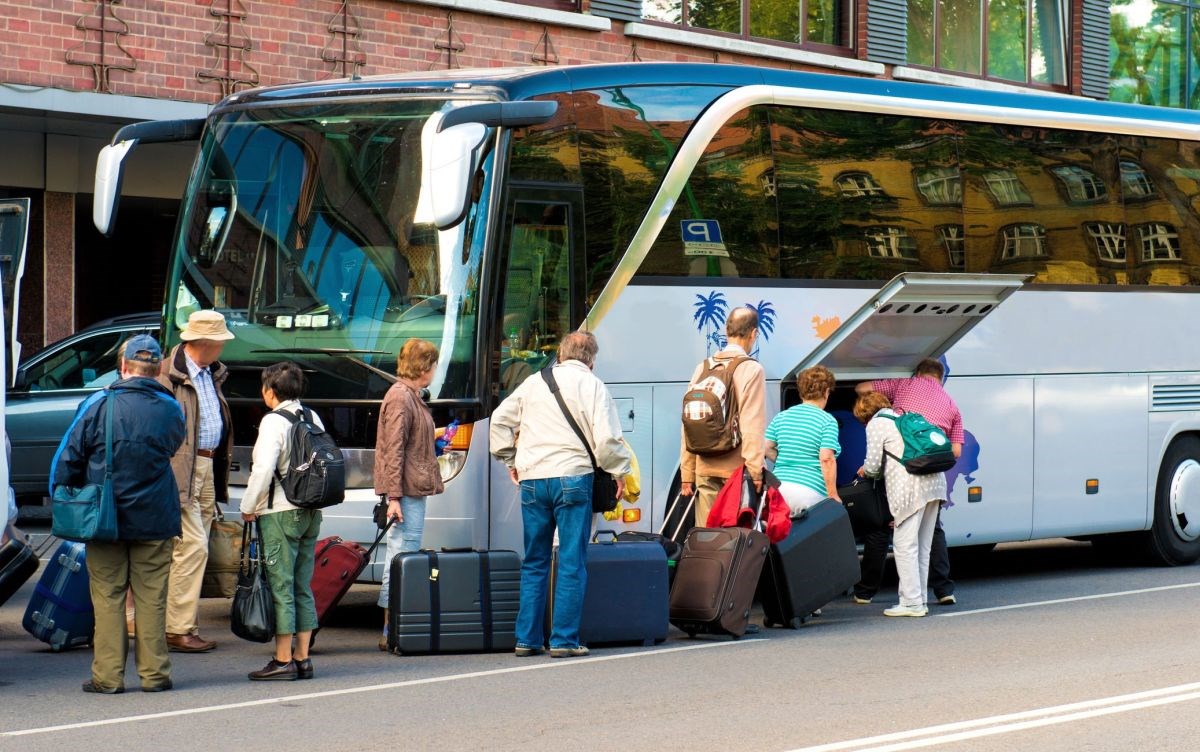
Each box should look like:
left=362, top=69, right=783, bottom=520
left=179, top=310, right=235, bottom=341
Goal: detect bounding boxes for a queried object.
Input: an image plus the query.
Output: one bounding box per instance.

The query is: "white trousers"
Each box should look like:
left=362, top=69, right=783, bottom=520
left=893, top=499, right=941, bottom=607
left=777, top=481, right=827, bottom=517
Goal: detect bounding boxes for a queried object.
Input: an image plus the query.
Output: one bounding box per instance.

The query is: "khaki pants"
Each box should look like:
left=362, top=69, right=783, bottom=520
left=87, top=539, right=174, bottom=690
left=693, top=475, right=728, bottom=527
left=166, top=456, right=216, bottom=635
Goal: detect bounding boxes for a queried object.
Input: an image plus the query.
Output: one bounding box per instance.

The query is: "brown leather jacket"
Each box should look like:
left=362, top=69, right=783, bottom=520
left=374, top=381, right=444, bottom=499
left=158, top=344, right=234, bottom=504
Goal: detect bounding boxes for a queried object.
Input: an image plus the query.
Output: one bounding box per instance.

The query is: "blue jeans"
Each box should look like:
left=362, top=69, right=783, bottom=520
left=515, top=474, right=592, bottom=650
left=376, top=496, right=427, bottom=608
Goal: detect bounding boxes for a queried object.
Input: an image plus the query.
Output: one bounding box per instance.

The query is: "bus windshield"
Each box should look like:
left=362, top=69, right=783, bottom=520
left=166, top=99, right=494, bottom=403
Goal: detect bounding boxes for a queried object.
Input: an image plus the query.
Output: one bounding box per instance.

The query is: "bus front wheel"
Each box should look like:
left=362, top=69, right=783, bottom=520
left=1142, top=436, right=1200, bottom=566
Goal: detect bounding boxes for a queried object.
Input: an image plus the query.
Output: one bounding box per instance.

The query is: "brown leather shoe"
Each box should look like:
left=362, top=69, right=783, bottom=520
left=166, top=633, right=217, bottom=653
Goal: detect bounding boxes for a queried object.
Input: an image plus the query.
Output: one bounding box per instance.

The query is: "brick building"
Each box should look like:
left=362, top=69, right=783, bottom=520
left=0, top=0, right=1112, bottom=354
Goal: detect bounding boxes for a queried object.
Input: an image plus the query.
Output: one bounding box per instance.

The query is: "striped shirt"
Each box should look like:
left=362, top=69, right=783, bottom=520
left=185, top=352, right=224, bottom=451
left=765, top=403, right=840, bottom=496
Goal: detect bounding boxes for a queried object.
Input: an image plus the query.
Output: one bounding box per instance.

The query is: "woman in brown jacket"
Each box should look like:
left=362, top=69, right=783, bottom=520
left=375, top=338, right=445, bottom=649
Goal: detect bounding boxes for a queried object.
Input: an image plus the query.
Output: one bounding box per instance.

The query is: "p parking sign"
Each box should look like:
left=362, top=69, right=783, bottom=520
left=681, top=219, right=729, bottom=257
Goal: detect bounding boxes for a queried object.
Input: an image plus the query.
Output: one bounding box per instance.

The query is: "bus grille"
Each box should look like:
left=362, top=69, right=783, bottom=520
left=1151, top=385, right=1200, bottom=411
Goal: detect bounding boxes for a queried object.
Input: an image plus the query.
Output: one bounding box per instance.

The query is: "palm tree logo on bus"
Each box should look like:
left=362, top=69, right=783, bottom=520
left=693, top=292, right=775, bottom=357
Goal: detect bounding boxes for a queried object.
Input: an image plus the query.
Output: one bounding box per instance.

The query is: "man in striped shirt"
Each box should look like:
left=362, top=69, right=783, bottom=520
left=857, top=358, right=962, bottom=605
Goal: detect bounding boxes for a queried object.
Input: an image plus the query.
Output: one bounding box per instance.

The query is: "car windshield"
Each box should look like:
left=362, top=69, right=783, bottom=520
left=166, top=99, right=494, bottom=402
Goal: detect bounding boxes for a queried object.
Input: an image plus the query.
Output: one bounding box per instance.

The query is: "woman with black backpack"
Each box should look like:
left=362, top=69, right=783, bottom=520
left=239, top=362, right=325, bottom=680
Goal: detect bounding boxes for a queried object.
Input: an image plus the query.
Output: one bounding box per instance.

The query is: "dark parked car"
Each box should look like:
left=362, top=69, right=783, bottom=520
left=7, top=313, right=159, bottom=503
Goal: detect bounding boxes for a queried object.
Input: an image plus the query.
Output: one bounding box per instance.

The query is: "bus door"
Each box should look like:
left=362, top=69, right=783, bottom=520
left=785, top=272, right=1029, bottom=545
left=488, top=184, right=585, bottom=553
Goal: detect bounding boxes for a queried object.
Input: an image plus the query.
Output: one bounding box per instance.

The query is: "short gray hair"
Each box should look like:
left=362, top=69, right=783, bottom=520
left=558, top=330, right=598, bottom=367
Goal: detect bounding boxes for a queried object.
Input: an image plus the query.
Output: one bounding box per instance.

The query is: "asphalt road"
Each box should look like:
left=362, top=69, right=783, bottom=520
left=2, top=538, right=1198, bottom=752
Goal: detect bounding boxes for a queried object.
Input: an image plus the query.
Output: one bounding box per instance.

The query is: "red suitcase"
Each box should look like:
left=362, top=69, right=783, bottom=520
left=310, top=522, right=391, bottom=625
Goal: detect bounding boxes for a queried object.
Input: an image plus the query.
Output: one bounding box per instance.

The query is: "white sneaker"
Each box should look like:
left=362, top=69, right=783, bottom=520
left=937, top=594, right=957, bottom=605
left=883, top=604, right=928, bottom=617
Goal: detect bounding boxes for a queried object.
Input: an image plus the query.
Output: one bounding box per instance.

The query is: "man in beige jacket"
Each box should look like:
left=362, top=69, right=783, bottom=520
left=680, top=307, right=767, bottom=526
left=159, top=310, right=235, bottom=653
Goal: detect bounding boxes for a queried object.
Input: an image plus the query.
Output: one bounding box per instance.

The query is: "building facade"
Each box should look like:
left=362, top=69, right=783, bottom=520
left=0, top=0, right=1118, bottom=353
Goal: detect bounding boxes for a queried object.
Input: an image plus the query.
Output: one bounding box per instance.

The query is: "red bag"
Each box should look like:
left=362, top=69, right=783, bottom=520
left=707, top=466, right=793, bottom=544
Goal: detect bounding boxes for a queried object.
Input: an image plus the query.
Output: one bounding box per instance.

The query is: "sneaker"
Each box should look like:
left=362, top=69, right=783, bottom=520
left=883, top=604, right=928, bottom=618
left=514, top=645, right=543, bottom=657
left=548, top=645, right=590, bottom=658
left=937, top=594, right=957, bottom=605
left=81, top=680, right=124, bottom=694
left=852, top=596, right=872, bottom=605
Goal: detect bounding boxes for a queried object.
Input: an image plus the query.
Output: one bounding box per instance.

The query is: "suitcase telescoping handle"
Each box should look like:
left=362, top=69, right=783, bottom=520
left=363, top=517, right=396, bottom=560
left=659, top=492, right=694, bottom=539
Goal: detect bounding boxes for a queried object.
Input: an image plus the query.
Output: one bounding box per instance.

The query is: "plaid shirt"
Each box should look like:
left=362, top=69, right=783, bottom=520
left=185, top=352, right=224, bottom=451
left=872, top=376, right=964, bottom=444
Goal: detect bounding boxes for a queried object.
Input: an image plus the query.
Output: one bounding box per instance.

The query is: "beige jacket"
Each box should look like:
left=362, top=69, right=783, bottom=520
left=159, top=344, right=233, bottom=505
left=680, top=346, right=767, bottom=484
left=374, top=381, right=444, bottom=499
left=489, top=360, right=632, bottom=481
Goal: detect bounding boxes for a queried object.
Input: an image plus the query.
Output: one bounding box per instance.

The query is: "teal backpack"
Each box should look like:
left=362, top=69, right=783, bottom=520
left=880, top=412, right=957, bottom=475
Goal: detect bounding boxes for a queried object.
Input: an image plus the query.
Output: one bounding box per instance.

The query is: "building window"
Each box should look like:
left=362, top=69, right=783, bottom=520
left=983, top=169, right=1032, bottom=205
left=1119, top=160, right=1156, bottom=199
left=1050, top=165, right=1108, bottom=203
left=1136, top=223, right=1181, bottom=261
left=1111, top=1, right=1200, bottom=108
left=836, top=171, right=886, bottom=197
left=642, top=0, right=853, bottom=49
left=1000, top=223, right=1047, bottom=259
left=916, top=167, right=962, bottom=205
left=864, top=226, right=918, bottom=259
left=938, top=224, right=966, bottom=267
left=1085, top=222, right=1127, bottom=262
left=907, top=0, right=1068, bottom=87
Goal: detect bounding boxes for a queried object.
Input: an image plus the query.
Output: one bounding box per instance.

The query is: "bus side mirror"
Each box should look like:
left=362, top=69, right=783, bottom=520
left=421, top=119, right=488, bottom=231
left=93, top=140, right=138, bottom=237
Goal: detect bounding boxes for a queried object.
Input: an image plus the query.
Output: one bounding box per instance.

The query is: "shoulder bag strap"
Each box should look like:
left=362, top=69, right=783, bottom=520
left=102, top=391, right=114, bottom=479
left=540, top=368, right=600, bottom=471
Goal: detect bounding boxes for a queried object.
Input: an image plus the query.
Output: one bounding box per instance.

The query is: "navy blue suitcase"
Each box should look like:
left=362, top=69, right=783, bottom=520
left=548, top=532, right=669, bottom=647
left=23, top=541, right=94, bottom=651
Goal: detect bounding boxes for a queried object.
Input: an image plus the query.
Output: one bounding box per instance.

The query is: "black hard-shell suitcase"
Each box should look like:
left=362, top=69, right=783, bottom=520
left=758, top=498, right=859, bottom=629
left=388, top=549, right=520, bottom=655
left=546, top=532, right=669, bottom=647
left=669, top=526, right=769, bottom=639
left=0, top=524, right=39, bottom=607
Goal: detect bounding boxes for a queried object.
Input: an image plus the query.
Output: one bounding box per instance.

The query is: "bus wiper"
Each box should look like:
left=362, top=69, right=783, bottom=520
left=250, top=347, right=396, bottom=383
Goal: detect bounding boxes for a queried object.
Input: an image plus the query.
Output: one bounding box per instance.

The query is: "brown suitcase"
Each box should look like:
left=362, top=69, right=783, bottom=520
left=669, top=526, right=769, bottom=638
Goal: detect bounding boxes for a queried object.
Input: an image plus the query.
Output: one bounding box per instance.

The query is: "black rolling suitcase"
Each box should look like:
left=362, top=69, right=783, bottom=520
left=758, top=498, right=859, bottom=629
left=546, top=532, right=669, bottom=647
left=0, top=523, right=39, bottom=607
left=388, top=549, right=521, bottom=655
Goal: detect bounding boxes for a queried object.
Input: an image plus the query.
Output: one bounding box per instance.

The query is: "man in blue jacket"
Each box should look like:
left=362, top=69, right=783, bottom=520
left=52, top=335, right=185, bottom=694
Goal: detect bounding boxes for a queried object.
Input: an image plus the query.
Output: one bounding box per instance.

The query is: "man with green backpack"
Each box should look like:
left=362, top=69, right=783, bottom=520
left=856, top=358, right=964, bottom=605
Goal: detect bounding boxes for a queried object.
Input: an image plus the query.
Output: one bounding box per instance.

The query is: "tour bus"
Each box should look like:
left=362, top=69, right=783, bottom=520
left=92, top=63, right=1200, bottom=577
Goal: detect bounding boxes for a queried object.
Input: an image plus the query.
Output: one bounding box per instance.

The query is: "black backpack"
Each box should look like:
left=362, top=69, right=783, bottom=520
left=269, top=407, right=345, bottom=510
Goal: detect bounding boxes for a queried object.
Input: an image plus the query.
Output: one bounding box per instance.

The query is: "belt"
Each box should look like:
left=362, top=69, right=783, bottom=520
left=196, top=449, right=216, bottom=458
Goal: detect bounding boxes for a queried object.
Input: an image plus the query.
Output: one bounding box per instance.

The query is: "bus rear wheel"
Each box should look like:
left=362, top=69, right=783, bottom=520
left=1141, top=436, right=1200, bottom=566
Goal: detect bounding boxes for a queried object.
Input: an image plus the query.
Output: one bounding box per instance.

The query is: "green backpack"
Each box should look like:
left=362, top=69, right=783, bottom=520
left=880, top=412, right=956, bottom=475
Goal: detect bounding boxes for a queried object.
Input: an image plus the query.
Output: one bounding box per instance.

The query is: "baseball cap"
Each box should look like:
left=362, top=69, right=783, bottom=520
left=123, top=334, right=163, bottom=364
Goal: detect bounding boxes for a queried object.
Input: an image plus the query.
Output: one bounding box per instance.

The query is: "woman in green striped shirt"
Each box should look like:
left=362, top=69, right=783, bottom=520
left=765, top=366, right=841, bottom=515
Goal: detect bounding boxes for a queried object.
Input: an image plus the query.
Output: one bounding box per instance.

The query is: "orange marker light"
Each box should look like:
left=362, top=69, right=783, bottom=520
left=1086, top=479, right=1099, bottom=495
left=448, top=423, right=472, bottom=451
left=968, top=486, right=982, bottom=503
left=622, top=508, right=641, bottom=524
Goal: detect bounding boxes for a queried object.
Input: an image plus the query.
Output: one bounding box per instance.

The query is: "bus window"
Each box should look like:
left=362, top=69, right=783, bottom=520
left=498, top=198, right=577, bottom=396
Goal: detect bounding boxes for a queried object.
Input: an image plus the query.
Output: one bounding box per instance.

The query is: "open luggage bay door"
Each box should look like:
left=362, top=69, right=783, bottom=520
left=786, top=272, right=1030, bottom=382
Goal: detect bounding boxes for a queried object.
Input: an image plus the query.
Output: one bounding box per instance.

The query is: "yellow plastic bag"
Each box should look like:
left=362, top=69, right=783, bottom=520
left=603, top=442, right=640, bottom=522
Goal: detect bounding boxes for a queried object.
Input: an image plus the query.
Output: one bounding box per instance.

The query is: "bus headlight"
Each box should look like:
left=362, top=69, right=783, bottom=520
left=436, top=423, right=472, bottom=482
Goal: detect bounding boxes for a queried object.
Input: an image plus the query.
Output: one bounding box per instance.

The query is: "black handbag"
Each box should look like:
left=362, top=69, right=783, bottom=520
left=839, top=476, right=892, bottom=532
left=230, top=522, right=275, bottom=643
left=540, top=368, right=619, bottom=514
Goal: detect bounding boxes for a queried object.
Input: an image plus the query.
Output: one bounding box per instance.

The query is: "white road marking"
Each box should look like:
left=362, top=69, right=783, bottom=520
left=786, top=681, right=1200, bottom=752
left=940, top=581, right=1200, bottom=618
left=2, top=639, right=763, bottom=737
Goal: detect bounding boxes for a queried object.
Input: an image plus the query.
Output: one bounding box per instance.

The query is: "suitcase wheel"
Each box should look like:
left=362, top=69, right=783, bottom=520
left=685, top=630, right=696, bottom=639
left=788, top=617, right=803, bottom=629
